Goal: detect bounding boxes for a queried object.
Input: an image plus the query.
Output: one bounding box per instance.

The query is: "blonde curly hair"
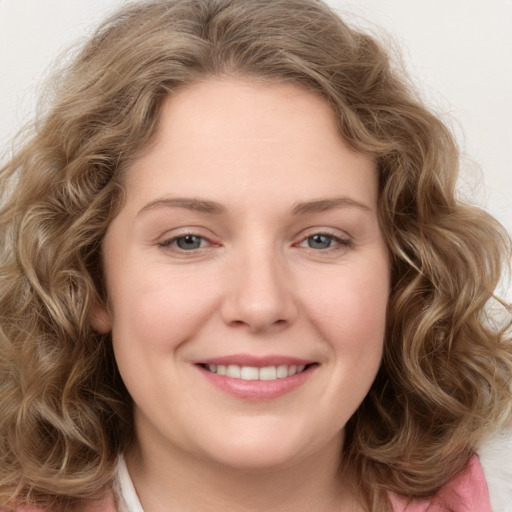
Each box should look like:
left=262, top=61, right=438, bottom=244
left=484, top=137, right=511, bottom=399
left=1, top=0, right=511, bottom=510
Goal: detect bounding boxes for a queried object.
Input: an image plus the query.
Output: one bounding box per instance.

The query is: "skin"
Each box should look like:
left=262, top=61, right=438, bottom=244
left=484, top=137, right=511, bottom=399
left=93, top=78, right=390, bottom=511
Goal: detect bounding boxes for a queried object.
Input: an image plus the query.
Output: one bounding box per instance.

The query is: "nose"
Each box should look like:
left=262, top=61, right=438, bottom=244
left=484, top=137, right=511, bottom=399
left=220, top=246, right=298, bottom=334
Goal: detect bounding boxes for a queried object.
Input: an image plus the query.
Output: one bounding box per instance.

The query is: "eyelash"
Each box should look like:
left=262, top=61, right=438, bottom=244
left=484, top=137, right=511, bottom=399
left=158, top=233, right=212, bottom=252
left=296, top=232, right=352, bottom=252
left=157, top=231, right=353, bottom=255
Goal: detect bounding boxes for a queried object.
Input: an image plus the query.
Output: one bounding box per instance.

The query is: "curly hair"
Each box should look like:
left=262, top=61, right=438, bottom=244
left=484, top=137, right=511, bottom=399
left=1, top=0, right=511, bottom=510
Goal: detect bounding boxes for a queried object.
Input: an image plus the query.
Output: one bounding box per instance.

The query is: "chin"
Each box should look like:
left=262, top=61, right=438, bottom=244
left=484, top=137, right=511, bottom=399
left=195, top=421, right=340, bottom=472
left=204, top=443, right=306, bottom=472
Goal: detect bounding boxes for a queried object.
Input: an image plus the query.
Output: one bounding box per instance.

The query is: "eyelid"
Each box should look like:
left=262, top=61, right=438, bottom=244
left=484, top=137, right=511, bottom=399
left=297, top=226, right=352, bottom=241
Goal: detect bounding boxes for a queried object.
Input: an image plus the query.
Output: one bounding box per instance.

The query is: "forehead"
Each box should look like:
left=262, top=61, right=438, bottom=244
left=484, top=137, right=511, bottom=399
left=156, top=78, right=339, bottom=139
left=123, top=78, right=377, bottom=210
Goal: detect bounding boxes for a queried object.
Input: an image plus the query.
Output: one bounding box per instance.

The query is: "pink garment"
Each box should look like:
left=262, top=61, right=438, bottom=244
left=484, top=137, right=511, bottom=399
left=10, top=455, right=491, bottom=512
left=389, top=455, right=492, bottom=511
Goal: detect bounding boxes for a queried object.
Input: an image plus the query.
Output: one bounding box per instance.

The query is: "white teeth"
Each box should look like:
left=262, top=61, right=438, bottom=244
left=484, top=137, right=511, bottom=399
left=226, top=365, right=241, bottom=378
left=276, top=365, right=288, bottom=378
left=240, top=366, right=259, bottom=380
left=205, top=363, right=309, bottom=380
left=259, top=366, right=277, bottom=380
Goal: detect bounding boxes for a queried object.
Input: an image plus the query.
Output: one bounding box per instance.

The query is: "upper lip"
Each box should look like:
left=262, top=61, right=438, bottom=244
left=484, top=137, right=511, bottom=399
left=194, top=353, right=315, bottom=368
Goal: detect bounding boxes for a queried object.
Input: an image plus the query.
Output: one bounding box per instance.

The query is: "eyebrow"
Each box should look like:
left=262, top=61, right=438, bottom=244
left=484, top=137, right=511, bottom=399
left=137, top=197, right=226, bottom=216
left=137, top=195, right=372, bottom=217
left=290, top=197, right=372, bottom=215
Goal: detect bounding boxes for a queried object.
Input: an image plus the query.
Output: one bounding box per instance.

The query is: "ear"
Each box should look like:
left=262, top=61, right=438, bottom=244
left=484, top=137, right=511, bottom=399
left=90, top=301, right=112, bottom=334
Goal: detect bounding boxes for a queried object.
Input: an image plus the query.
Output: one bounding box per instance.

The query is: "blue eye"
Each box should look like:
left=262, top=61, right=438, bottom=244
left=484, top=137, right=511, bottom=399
left=159, top=234, right=207, bottom=251
left=307, top=234, right=335, bottom=249
left=297, top=232, right=352, bottom=253
left=174, top=235, right=205, bottom=250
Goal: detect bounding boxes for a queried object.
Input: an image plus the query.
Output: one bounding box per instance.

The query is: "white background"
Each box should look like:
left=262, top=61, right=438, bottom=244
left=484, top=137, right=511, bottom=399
left=0, top=0, right=511, bottom=297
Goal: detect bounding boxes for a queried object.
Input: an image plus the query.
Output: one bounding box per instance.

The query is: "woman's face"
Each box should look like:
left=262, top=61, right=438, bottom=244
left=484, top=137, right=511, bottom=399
left=94, top=78, right=390, bottom=470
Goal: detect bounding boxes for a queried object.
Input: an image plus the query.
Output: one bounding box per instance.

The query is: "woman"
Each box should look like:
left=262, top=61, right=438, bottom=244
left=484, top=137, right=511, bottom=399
left=1, top=1, right=511, bottom=510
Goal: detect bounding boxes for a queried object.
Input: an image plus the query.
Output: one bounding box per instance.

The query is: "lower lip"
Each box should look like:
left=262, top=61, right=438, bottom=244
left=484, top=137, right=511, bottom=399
left=196, top=365, right=317, bottom=401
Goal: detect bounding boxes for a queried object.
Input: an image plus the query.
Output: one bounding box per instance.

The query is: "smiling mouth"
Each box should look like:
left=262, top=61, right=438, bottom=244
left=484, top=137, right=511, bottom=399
left=198, top=363, right=317, bottom=381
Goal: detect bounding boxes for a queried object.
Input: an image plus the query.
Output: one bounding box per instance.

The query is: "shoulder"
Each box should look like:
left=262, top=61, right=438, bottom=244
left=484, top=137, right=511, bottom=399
left=389, top=454, right=492, bottom=512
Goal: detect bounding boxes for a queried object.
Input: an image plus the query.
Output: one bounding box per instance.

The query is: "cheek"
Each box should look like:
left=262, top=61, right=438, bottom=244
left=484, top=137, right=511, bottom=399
left=311, top=263, right=389, bottom=414
left=304, top=263, right=389, bottom=349
left=108, top=264, right=221, bottom=352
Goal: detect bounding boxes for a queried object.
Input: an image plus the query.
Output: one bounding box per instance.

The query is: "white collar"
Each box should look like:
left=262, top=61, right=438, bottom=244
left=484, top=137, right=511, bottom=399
left=116, top=455, right=145, bottom=512
left=478, top=426, right=512, bottom=512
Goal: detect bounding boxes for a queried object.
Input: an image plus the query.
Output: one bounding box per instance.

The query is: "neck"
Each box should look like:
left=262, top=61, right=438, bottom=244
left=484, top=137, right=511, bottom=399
left=125, top=430, right=361, bottom=512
